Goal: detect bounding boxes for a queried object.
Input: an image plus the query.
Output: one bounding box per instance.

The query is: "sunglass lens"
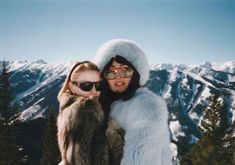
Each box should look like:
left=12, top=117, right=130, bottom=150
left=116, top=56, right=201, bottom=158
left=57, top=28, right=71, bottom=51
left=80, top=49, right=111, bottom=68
left=121, top=68, right=134, bottom=77
left=95, top=82, right=102, bottom=91
left=104, top=68, right=133, bottom=80
left=79, top=82, right=93, bottom=91
left=119, top=70, right=127, bottom=77
left=104, top=71, right=116, bottom=80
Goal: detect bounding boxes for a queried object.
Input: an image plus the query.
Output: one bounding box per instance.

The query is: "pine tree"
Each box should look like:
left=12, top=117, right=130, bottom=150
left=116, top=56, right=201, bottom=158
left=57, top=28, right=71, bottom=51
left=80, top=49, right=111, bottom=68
left=223, top=121, right=235, bottom=165
left=0, top=60, right=14, bottom=123
left=200, top=94, right=227, bottom=138
left=180, top=94, right=235, bottom=165
left=0, top=60, right=24, bottom=165
left=40, top=106, right=60, bottom=165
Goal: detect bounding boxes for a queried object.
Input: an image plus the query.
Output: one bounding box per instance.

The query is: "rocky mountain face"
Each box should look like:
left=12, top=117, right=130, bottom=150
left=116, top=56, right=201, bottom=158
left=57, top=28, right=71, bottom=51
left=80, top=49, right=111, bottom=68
left=4, top=60, right=235, bottom=160
left=147, top=62, right=235, bottom=159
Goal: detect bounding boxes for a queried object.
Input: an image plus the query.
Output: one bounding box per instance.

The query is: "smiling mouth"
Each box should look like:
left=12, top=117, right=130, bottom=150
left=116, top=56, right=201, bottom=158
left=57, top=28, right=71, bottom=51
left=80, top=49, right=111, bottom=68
left=115, top=82, right=125, bottom=86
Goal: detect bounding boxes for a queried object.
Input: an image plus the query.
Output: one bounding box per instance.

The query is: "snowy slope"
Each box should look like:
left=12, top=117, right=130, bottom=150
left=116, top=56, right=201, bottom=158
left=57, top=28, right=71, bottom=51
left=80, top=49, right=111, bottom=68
left=7, top=60, right=75, bottom=120
left=149, top=61, right=235, bottom=160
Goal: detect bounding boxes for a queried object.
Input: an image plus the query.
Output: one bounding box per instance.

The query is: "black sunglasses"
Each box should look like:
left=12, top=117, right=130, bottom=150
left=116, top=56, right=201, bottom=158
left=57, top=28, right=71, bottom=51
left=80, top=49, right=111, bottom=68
left=71, top=81, right=101, bottom=92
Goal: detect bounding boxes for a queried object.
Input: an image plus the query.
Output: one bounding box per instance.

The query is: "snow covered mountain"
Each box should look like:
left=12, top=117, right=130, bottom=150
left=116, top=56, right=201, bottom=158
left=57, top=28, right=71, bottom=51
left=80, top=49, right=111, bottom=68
left=4, top=60, right=235, bottom=160
left=147, top=61, right=235, bottom=160
left=7, top=60, right=73, bottom=121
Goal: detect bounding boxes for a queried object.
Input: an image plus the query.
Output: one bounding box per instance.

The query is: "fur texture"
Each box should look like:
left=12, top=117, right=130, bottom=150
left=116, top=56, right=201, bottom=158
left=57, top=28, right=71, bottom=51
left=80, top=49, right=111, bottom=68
left=106, top=119, right=125, bottom=165
left=93, top=39, right=150, bottom=86
left=110, top=88, right=172, bottom=165
left=57, top=93, right=109, bottom=165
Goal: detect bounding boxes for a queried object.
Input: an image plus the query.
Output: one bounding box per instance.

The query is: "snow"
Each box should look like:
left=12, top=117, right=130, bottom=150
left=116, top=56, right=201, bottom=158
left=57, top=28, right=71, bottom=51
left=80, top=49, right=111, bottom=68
left=198, top=86, right=211, bottom=103
left=181, top=77, right=188, bottom=87
left=169, top=120, right=185, bottom=141
left=187, top=71, right=215, bottom=88
left=228, top=75, right=235, bottom=82
left=229, top=91, right=235, bottom=122
left=188, top=111, right=200, bottom=123
left=11, top=60, right=74, bottom=102
left=213, top=61, right=235, bottom=73
left=170, top=113, right=177, bottom=120
left=170, top=143, right=179, bottom=164
left=19, top=104, right=46, bottom=122
left=152, top=61, right=234, bottom=74
left=200, top=61, right=212, bottom=70
left=163, top=85, right=173, bottom=103
left=168, top=68, right=181, bottom=82
left=8, top=60, right=81, bottom=121
left=8, top=60, right=73, bottom=75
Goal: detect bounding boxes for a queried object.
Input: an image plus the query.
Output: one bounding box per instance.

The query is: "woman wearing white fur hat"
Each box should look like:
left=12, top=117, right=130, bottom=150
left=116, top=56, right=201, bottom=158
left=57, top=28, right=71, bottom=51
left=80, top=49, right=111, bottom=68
left=94, top=39, right=172, bottom=165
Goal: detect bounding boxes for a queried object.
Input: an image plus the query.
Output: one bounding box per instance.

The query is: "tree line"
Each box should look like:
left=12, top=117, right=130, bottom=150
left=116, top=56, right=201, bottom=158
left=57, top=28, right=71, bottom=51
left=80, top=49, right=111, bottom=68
left=180, top=93, right=235, bottom=164
left=0, top=61, right=60, bottom=165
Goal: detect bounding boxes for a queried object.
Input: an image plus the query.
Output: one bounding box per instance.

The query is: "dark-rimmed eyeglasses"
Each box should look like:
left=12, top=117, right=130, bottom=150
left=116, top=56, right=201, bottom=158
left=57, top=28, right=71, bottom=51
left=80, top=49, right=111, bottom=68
left=104, top=67, right=134, bottom=80
left=71, top=81, right=101, bottom=92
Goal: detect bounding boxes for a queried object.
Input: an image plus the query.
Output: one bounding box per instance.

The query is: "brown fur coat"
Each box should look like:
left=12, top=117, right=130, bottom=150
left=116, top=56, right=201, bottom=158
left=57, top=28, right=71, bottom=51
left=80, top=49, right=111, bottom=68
left=106, top=119, right=125, bottom=165
left=57, top=93, right=109, bottom=165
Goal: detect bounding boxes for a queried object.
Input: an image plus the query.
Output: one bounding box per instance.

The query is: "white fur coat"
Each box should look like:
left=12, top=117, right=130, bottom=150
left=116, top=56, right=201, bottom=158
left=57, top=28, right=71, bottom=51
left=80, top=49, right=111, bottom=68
left=110, top=87, right=172, bottom=165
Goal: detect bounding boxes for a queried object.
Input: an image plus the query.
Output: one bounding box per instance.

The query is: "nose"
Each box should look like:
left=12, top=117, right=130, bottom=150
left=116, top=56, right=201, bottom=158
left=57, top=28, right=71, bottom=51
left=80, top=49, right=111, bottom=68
left=90, top=87, right=99, bottom=97
left=115, top=72, right=122, bottom=79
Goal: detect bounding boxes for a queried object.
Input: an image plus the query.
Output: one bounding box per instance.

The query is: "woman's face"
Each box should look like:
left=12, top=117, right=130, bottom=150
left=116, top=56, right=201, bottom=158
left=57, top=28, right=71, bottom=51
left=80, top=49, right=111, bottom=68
left=105, top=60, right=133, bottom=93
left=69, top=70, right=101, bottom=98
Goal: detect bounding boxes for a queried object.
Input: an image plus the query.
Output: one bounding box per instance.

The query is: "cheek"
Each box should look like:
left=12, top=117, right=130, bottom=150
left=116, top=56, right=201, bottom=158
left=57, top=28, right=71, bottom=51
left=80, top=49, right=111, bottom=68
left=68, top=82, right=84, bottom=96
left=107, top=80, right=116, bottom=89
left=68, top=83, right=76, bottom=93
left=82, top=92, right=100, bottom=98
left=125, top=78, right=132, bottom=86
left=97, top=92, right=101, bottom=97
left=107, top=80, right=114, bottom=86
left=81, top=93, right=90, bottom=98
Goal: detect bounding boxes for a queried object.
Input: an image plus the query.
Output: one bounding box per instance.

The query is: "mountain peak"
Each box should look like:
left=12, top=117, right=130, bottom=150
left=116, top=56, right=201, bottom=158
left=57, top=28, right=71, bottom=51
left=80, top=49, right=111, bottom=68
left=200, top=61, right=212, bottom=69
left=34, top=59, right=47, bottom=64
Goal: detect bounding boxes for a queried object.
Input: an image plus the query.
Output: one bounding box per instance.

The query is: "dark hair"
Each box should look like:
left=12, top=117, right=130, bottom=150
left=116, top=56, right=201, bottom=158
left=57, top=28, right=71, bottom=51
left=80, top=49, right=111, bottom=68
left=99, top=55, right=140, bottom=117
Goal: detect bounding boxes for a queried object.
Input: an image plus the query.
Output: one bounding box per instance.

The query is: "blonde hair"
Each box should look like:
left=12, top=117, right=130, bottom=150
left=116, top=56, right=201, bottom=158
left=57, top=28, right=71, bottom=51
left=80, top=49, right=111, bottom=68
left=57, top=61, right=99, bottom=101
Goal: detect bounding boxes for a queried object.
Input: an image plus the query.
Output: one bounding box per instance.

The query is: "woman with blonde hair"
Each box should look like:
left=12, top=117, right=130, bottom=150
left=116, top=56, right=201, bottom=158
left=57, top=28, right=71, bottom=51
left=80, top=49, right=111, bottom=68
left=57, top=61, right=109, bottom=165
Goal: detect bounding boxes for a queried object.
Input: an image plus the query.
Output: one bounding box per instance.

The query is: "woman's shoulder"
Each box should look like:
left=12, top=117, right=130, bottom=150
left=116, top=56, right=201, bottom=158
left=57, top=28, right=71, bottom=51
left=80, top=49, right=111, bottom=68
left=135, top=87, right=166, bottom=105
left=132, top=87, right=168, bottom=119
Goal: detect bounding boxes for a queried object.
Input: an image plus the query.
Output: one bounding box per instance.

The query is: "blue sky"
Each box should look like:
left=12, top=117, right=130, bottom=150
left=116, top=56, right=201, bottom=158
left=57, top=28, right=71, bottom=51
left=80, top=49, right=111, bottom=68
left=0, top=0, right=234, bottom=65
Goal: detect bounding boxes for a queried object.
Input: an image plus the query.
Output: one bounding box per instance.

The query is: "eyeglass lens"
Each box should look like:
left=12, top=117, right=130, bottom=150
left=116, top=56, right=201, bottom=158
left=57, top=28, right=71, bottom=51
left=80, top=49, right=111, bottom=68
left=104, top=68, right=133, bottom=80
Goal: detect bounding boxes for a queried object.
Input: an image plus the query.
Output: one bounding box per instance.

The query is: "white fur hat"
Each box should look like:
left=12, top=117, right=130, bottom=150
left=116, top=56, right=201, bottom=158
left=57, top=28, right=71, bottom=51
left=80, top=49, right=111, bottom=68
left=93, top=39, right=150, bottom=86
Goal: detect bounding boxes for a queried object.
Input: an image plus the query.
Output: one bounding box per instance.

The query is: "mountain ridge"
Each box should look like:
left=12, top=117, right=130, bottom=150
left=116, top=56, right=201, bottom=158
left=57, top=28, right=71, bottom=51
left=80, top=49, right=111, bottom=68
left=2, top=60, right=234, bottom=160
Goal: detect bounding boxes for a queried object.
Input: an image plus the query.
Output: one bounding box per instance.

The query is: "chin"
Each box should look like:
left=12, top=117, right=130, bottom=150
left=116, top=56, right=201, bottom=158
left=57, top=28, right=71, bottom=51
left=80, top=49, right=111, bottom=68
left=115, top=91, right=123, bottom=93
left=115, top=89, right=126, bottom=93
left=112, top=87, right=127, bottom=93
